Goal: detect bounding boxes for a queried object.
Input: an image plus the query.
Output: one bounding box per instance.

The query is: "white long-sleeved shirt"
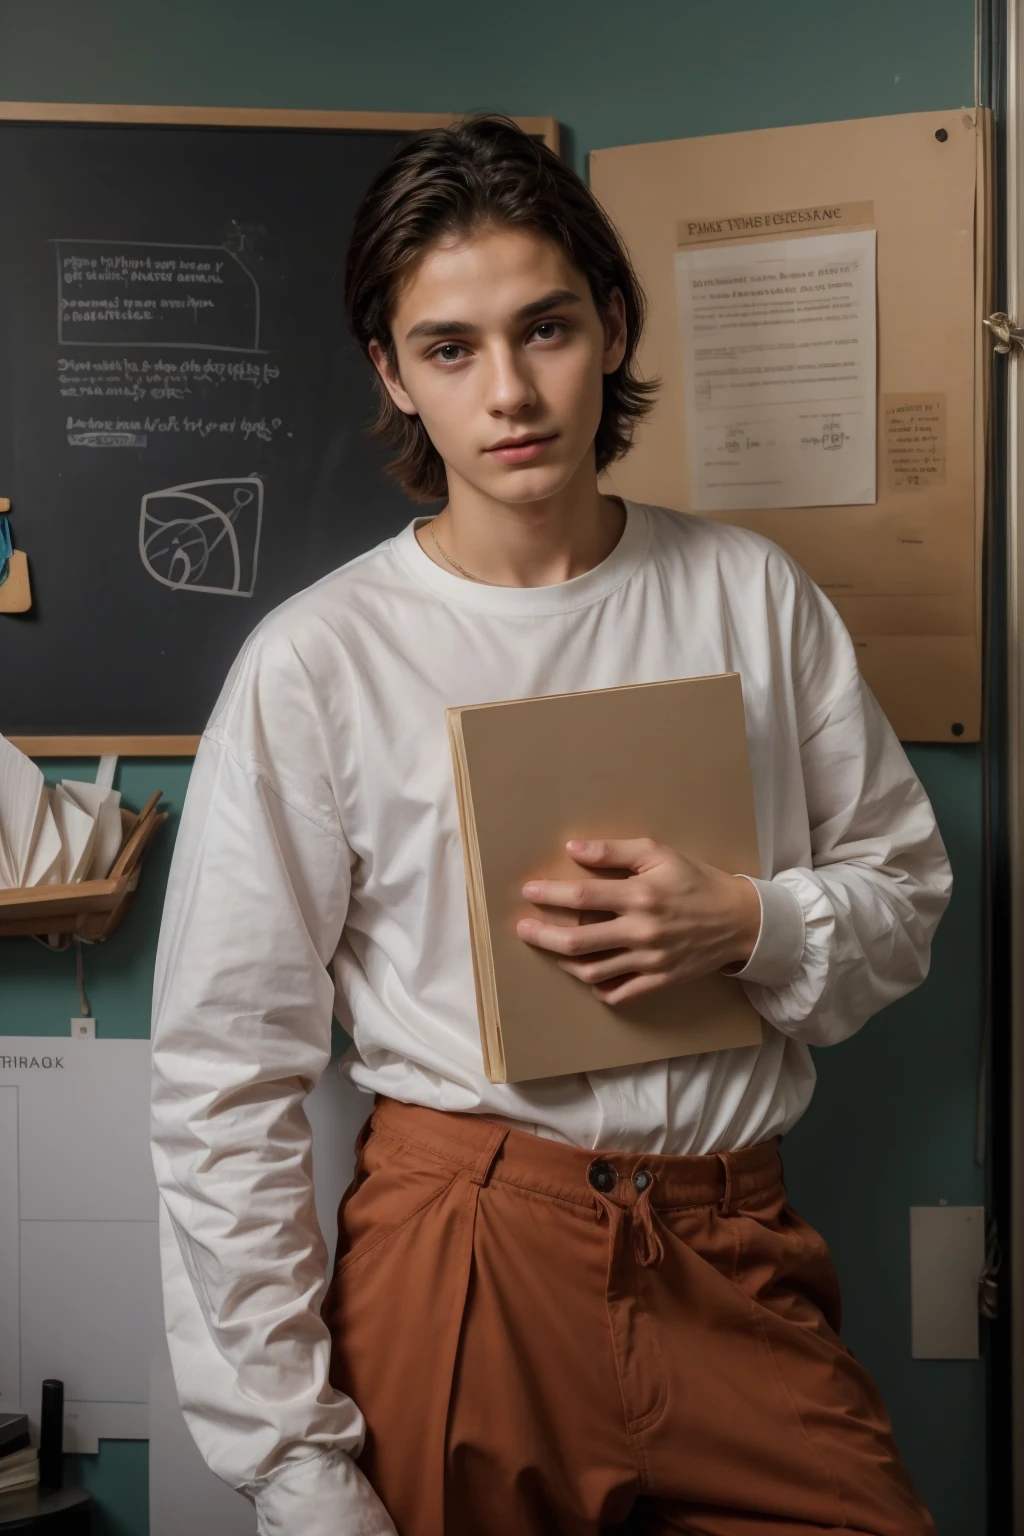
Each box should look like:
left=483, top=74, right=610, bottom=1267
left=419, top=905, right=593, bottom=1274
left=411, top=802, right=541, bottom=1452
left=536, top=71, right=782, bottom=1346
left=150, top=498, right=952, bottom=1535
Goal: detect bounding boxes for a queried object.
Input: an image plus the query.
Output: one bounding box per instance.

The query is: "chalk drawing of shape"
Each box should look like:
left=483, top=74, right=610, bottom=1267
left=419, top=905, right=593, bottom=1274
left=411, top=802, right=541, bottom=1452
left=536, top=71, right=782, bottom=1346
left=139, top=476, right=263, bottom=597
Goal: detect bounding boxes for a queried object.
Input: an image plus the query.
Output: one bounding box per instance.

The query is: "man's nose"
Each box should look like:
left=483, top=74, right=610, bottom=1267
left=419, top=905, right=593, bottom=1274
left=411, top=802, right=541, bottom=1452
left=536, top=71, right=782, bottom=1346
left=485, top=346, right=538, bottom=415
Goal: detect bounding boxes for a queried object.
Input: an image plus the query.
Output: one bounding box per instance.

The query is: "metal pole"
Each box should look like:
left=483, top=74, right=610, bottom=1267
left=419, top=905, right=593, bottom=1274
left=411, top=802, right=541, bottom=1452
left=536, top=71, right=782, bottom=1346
left=1006, top=0, right=1024, bottom=1524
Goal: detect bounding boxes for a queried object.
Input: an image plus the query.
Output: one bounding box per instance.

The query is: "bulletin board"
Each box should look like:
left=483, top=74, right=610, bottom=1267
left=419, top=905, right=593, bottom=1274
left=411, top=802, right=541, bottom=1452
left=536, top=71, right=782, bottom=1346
left=591, top=108, right=993, bottom=742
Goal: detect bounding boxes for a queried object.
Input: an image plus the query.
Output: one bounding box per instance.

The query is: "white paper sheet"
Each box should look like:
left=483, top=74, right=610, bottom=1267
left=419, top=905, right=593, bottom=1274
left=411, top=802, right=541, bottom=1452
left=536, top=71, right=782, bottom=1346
left=0, top=737, right=125, bottom=890
left=60, top=780, right=123, bottom=880
left=0, top=1087, right=20, bottom=1412
left=0, top=1033, right=371, bottom=1490
left=21, top=802, right=62, bottom=888
left=0, top=1041, right=156, bottom=1448
left=674, top=229, right=877, bottom=512
left=0, top=737, right=50, bottom=887
left=51, top=787, right=98, bottom=884
left=20, top=1220, right=161, bottom=1412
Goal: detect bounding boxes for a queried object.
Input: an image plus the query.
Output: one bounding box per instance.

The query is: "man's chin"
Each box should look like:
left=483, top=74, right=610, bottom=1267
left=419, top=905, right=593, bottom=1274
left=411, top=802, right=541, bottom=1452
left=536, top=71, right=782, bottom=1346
left=473, top=463, right=582, bottom=507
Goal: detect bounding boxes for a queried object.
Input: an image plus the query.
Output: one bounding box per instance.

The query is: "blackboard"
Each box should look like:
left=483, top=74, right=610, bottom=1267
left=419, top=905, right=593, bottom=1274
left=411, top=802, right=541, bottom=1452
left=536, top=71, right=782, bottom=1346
left=0, top=106, right=558, bottom=751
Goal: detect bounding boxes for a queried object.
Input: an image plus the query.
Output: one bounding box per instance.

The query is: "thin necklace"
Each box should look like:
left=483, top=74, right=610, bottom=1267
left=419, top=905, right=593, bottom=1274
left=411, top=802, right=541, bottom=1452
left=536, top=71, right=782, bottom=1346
left=427, top=517, right=494, bottom=585
left=426, top=503, right=627, bottom=586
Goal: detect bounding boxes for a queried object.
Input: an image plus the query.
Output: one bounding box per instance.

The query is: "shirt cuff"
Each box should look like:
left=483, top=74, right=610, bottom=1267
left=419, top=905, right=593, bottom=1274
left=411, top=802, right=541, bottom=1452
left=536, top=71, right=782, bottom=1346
left=725, top=875, right=806, bottom=990
left=254, top=1450, right=397, bottom=1536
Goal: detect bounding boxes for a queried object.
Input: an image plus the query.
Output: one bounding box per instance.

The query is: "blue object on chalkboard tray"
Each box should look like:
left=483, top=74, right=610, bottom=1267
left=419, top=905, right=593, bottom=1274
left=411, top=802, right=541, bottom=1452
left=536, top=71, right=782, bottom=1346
left=0, top=516, right=11, bottom=587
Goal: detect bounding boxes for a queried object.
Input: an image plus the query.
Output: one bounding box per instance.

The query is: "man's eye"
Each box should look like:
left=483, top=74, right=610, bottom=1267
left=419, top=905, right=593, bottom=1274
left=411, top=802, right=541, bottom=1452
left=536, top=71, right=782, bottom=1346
left=434, top=343, right=466, bottom=364
left=532, top=321, right=565, bottom=341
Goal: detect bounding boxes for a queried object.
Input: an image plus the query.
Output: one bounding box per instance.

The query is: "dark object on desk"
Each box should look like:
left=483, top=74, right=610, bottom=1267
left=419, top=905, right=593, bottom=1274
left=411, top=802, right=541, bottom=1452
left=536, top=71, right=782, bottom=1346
left=0, top=1486, right=91, bottom=1533
left=0, top=1421, right=29, bottom=1460
left=37, top=1384, right=62, bottom=1493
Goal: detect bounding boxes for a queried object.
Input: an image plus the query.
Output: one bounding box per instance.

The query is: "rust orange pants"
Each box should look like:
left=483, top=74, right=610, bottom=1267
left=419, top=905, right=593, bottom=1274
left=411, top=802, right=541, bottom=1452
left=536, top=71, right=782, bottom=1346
left=321, top=1095, right=934, bottom=1536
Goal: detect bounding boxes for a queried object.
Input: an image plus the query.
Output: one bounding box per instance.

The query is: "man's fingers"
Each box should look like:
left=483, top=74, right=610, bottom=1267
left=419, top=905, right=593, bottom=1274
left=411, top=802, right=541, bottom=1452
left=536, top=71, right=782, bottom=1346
left=558, top=949, right=664, bottom=984
left=592, top=970, right=671, bottom=1006
left=564, top=837, right=660, bottom=871
left=516, top=915, right=633, bottom=956
left=521, top=876, right=636, bottom=913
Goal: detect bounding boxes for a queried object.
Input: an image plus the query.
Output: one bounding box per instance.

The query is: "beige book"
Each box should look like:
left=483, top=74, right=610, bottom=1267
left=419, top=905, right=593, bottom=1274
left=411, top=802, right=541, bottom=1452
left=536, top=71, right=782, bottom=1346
left=0, top=1445, right=39, bottom=1492
left=446, top=673, right=764, bottom=1084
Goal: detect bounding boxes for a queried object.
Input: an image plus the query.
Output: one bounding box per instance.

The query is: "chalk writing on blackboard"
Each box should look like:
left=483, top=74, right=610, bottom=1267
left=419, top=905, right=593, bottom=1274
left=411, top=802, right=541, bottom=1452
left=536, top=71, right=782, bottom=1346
left=66, top=415, right=285, bottom=449
left=67, top=430, right=147, bottom=448
left=58, top=356, right=281, bottom=402
left=139, top=475, right=263, bottom=597
left=54, top=241, right=262, bottom=353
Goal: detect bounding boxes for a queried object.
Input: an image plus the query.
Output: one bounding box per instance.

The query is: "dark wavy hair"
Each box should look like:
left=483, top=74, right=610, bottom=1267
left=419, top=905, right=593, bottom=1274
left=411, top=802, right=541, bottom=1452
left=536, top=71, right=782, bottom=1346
left=344, top=114, right=659, bottom=503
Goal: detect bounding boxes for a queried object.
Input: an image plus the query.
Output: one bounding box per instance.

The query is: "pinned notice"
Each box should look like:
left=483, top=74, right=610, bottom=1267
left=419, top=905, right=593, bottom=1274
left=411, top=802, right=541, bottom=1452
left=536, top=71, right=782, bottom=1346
left=883, top=394, right=947, bottom=491
left=674, top=229, right=878, bottom=513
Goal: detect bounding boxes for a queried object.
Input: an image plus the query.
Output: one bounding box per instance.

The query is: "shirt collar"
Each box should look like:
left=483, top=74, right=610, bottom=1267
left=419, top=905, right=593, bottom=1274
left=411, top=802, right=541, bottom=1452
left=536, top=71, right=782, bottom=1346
left=390, top=497, right=650, bottom=616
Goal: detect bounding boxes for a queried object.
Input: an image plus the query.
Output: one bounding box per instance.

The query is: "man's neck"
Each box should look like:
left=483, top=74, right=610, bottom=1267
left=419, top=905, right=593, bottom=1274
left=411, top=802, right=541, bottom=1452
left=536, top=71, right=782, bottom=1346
left=415, top=473, right=626, bottom=590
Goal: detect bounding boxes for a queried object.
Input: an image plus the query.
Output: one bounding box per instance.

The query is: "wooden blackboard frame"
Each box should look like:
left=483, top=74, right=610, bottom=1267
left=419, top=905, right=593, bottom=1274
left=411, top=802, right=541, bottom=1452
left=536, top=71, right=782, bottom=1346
left=1, top=102, right=560, bottom=758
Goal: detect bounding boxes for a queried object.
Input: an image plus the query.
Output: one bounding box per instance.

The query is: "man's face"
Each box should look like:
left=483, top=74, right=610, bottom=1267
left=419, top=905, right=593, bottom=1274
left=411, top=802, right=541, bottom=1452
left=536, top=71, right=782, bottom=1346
left=369, top=224, right=627, bottom=507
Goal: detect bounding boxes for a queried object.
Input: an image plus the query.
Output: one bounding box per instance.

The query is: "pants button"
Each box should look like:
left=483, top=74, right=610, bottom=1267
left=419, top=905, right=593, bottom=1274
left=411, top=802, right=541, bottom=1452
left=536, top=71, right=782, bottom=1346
left=588, top=1159, right=618, bottom=1193
left=633, top=1169, right=652, bottom=1192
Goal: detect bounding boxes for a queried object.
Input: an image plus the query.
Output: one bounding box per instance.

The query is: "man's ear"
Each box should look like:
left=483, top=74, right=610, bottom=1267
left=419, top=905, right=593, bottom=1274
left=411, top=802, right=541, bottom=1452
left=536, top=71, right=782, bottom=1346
left=368, top=338, right=418, bottom=417
left=600, top=288, right=628, bottom=376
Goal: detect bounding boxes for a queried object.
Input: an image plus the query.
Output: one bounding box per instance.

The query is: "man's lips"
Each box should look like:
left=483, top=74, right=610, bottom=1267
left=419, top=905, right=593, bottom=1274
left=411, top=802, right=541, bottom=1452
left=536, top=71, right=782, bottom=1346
left=485, top=434, right=557, bottom=461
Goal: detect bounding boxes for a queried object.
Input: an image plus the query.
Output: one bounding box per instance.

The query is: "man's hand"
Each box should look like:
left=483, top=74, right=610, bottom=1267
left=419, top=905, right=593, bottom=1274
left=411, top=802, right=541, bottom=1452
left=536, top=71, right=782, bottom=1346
left=516, top=838, right=762, bottom=1007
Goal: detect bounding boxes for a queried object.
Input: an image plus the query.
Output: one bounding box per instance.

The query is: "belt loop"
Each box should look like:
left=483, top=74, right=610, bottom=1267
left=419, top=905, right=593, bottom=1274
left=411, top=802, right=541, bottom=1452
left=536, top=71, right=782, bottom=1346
left=469, top=1121, right=509, bottom=1187
left=715, top=1151, right=734, bottom=1216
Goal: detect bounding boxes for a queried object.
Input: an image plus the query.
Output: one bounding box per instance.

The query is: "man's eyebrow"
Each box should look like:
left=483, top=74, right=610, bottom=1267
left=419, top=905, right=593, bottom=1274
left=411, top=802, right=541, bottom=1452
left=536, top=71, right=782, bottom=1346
left=404, top=288, right=583, bottom=343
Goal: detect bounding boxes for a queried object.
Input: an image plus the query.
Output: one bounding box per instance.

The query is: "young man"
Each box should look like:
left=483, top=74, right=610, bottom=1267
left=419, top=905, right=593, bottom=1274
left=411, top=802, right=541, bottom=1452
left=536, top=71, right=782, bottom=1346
left=151, top=116, right=952, bottom=1536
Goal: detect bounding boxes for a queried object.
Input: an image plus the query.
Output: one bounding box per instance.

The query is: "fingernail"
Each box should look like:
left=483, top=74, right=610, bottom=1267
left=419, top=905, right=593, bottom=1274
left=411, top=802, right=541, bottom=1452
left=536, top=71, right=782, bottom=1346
left=522, top=882, right=540, bottom=896
left=566, top=839, right=588, bottom=851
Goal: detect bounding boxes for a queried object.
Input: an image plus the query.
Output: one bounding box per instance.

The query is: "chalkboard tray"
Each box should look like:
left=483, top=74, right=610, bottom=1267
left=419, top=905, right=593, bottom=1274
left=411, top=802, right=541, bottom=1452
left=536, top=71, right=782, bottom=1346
left=0, top=104, right=559, bottom=755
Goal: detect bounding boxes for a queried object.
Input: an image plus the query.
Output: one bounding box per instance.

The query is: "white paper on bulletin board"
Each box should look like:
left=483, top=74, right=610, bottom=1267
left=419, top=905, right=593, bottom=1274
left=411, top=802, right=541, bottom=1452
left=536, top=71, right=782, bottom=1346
left=0, top=1031, right=370, bottom=1511
left=674, top=230, right=877, bottom=512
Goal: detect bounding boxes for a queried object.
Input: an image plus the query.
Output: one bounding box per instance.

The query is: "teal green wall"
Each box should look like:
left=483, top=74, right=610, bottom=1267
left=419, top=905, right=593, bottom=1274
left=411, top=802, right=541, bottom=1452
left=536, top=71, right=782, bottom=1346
left=0, top=2, right=983, bottom=1533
